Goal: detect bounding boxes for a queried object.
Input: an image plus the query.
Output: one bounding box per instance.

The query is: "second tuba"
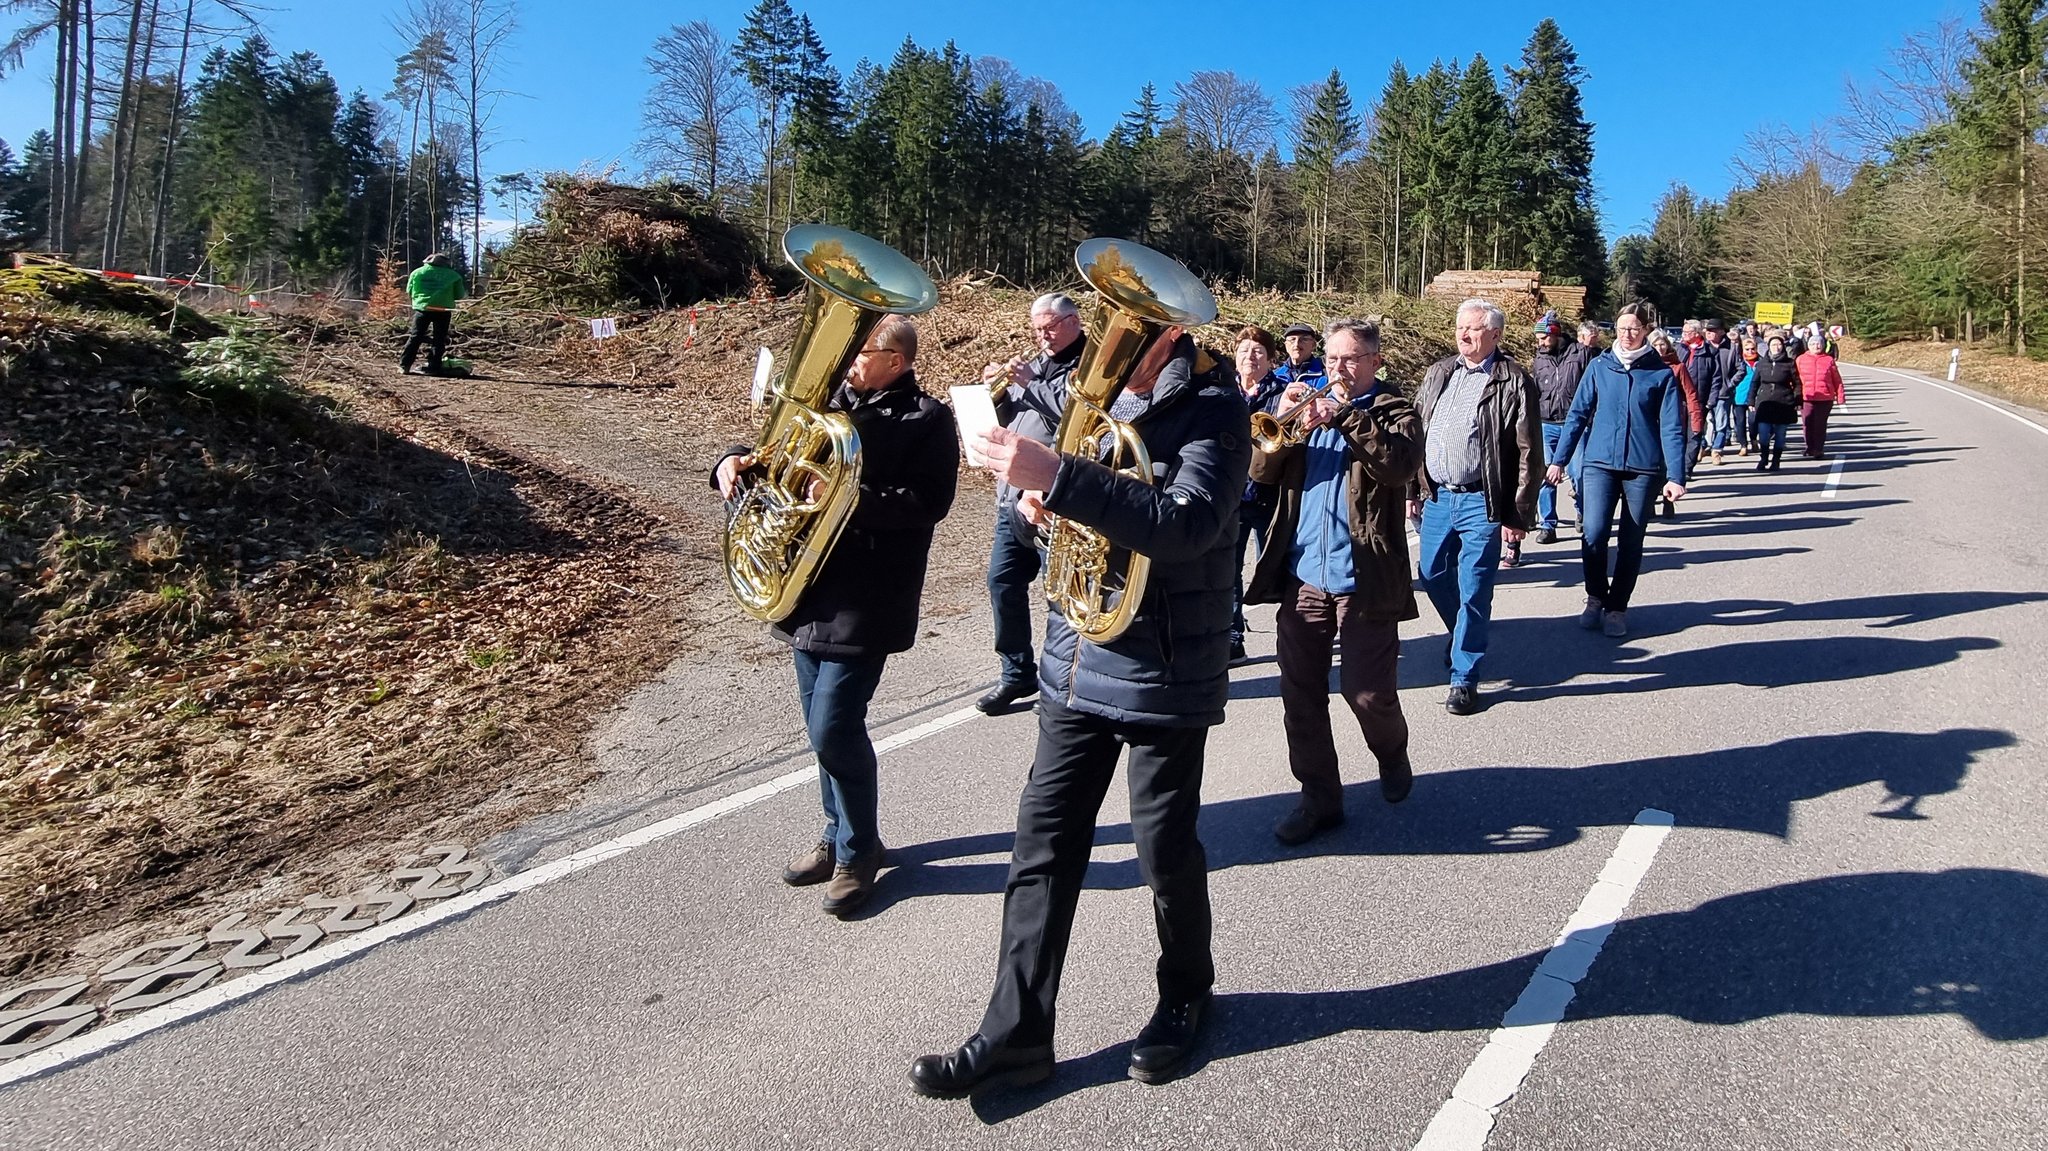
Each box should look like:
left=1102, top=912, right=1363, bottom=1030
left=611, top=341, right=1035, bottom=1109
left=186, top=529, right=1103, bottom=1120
left=1042, top=238, right=1218, bottom=643
left=722, top=225, right=938, bottom=622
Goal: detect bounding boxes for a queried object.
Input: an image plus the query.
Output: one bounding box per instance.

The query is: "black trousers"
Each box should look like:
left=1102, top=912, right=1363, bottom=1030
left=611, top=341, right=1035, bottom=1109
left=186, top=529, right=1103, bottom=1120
left=978, top=697, right=1214, bottom=1048
left=400, top=308, right=451, bottom=371
left=986, top=504, right=1042, bottom=688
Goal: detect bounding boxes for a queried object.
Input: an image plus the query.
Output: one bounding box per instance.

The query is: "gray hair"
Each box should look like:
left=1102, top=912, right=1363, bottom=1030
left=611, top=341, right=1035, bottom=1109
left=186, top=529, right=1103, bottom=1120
left=1030, top=292, right=1078, bottom=319
left=1456, top=298, right=1505, bottom=332
left=1324, top=316, right=1380, bottom=353
left=1681, top=319, right=1703, bottom=338
left=1578, top=320, right=1601, bottom=339
left=873, top=316, right=918, bottom=363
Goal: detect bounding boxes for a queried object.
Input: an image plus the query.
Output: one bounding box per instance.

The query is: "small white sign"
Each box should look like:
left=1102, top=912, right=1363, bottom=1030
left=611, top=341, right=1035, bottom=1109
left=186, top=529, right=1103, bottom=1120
left=589, top=317, right=618, bottom=340
left=752, top=347, right=775, bottom=409
left=949, top=384, right=1000, bottom=467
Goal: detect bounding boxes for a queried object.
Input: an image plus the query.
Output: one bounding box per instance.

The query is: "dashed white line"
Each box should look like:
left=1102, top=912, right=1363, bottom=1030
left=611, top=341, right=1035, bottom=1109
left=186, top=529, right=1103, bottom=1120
left=1852, top=363, right=2048, bottom=439
left=0, top=703, right=986, bottom=1086
left=1822, top=455, right=1847, bottom=500
left=1412, top=808, right=1676, bottom=1151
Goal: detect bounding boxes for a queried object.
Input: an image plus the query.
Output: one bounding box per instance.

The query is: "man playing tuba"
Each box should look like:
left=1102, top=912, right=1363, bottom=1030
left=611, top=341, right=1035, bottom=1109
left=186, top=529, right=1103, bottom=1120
left=712, top=316, right=957, bottom=918
left=912, top=290, right=1251, bottom=1095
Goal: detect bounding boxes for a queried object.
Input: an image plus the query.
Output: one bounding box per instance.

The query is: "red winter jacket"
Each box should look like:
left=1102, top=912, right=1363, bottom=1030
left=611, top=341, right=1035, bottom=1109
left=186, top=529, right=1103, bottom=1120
left=1657, top=348, right=1707, bottom=434
left=1795, top=353, right=1845, bottom=403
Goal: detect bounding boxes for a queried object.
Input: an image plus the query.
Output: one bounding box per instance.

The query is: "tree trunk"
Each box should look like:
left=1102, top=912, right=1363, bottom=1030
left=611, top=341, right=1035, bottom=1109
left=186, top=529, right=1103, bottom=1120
left=147, top=0, right=192, bottom=275
left=50, top=0, right=72, bottom=252
left=71, top=0, right=96, bottom=259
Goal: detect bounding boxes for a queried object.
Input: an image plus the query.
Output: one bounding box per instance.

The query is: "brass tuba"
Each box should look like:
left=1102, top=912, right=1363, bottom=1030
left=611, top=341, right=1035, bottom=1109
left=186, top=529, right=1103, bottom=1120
left=1042, top=238, right=1218, bottom=643
left=722, top=225, right=938, bottom=622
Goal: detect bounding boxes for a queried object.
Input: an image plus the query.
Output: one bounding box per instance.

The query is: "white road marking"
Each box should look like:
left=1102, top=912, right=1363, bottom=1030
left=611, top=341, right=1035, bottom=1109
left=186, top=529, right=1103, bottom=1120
left=0, top=704, right=987, bottom=1086
left=1852, top=363, right=2048, bottom=439
left=1822, top=455, right=1847, bottom=500
left=1412, top=808, right=1676, bottom=1151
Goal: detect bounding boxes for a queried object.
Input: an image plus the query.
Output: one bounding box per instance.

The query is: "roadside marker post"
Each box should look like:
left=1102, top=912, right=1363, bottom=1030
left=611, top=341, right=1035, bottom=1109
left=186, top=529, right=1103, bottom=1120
left=1949, top=348, right=1961, bottom=382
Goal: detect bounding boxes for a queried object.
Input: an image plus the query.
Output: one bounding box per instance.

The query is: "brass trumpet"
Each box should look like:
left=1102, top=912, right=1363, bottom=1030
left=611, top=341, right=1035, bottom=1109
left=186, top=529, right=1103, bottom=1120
left=1249, top=379, right=1343, bottom=453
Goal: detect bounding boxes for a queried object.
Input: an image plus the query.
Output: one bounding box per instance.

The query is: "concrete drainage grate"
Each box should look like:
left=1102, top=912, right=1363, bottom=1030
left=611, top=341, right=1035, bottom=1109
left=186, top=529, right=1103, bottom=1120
left=0, top=844, right=492, bottom=1060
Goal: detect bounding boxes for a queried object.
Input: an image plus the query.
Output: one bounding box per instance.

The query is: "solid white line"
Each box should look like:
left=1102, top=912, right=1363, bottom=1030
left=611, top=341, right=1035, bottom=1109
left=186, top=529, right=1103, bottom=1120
left=1822, top=455, right=1847, bottom=500
left=0, top=703, right=986, bottom=1086
left=1851, top=362, right=2048, bottom=439
left=1412, top=808, right=1676, bottom=1151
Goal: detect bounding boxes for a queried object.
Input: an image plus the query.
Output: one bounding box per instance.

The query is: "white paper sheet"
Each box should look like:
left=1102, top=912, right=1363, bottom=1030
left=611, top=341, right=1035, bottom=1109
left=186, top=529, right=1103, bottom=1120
left=751, top=347, right=774, bottom=410
left=949, top=384, right=999, bottom=467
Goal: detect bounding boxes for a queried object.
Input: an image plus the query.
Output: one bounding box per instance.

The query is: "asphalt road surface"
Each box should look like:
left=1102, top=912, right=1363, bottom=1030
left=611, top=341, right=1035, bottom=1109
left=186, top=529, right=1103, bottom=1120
left=5, top=363, right=2046, bottom=1150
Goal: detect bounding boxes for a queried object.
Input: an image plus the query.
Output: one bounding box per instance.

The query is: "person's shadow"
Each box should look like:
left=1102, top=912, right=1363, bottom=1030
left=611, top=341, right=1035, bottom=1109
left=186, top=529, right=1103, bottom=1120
left=970, top=867, right=2048, bottom=1122
left=868, top=727, right=2011, bottom=904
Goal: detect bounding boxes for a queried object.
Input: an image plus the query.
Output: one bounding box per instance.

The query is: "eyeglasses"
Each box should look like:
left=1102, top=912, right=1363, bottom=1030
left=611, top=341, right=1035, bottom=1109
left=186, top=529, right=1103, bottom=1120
left=1327, top=353, right=1375, bottom=365
left=855, top=345, right=900, bottom=357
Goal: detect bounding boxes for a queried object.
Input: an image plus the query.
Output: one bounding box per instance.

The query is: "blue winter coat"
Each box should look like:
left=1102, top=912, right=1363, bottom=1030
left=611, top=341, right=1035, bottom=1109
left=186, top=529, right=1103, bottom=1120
left=1554, top=348, right=1688, bottom=487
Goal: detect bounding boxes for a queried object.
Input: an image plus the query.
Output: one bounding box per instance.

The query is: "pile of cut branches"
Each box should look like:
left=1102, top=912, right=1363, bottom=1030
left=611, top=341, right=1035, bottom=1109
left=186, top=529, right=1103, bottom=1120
left=488, top=176, right=768, bottom=313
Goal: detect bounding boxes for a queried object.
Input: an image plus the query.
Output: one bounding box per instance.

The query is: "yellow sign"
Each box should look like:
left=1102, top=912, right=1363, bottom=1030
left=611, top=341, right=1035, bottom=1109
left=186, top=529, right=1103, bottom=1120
left=1754, top=301, right=1795, bottom=326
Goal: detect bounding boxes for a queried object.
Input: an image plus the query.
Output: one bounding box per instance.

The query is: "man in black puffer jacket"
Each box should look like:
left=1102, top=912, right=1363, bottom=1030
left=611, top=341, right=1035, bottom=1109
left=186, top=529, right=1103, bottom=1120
left=912, top=328, right=1251, bottom=1097
left=713, top=316, right=958, bottom=919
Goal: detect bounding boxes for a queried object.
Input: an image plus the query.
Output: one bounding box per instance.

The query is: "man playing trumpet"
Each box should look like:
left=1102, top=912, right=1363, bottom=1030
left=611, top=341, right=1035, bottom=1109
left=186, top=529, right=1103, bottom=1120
left=976, top=293, right=1085, bottom=715
left=1245, top=318, right=1423, bottom=844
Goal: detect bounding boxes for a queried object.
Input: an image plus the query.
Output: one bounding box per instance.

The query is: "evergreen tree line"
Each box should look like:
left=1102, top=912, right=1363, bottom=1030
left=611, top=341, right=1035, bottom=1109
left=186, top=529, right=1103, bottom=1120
left=640, top=2, right=1609, bottom=302
left=0, top=0, right=514, bottom=294
left=1612, top=0, right=2048, bottom=349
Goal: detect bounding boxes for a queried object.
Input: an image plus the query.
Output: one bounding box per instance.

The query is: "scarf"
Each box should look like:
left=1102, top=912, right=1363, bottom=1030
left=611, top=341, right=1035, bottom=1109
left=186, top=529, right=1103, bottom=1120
left=1613, top=341, right=1656, bottom=367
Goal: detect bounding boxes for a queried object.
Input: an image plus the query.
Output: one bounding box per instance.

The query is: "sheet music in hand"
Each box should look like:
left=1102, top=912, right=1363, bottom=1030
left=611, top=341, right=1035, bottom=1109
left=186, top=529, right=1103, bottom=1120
left=949, top=384, right=999, bottom=467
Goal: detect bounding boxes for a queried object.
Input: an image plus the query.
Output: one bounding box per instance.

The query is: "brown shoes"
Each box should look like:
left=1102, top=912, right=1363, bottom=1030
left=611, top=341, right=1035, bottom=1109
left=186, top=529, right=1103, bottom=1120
left=781, top=840, right=834, bottom=887
left=821, top=850, right=885, bottom=918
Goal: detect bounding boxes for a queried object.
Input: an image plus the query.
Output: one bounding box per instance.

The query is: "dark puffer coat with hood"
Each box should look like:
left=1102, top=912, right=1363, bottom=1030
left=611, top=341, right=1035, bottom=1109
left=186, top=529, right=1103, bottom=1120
left=1015, top=332, right=1252, bottom=728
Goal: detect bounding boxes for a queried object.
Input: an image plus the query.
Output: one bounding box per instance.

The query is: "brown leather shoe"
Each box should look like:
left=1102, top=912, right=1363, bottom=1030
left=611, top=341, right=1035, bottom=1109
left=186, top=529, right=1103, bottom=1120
left=822, top=850, right=884, bottom=918
left=1273, top=804, right=1343, bottom=846
left=781, top=840, right=834, bottom=887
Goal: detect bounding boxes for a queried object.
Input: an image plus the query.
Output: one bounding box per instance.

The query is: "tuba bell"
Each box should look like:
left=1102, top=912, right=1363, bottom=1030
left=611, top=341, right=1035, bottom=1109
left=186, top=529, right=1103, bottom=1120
left=1042, top=238, right=1218, bottom=643
left=722, top=225, right=938, bottom=622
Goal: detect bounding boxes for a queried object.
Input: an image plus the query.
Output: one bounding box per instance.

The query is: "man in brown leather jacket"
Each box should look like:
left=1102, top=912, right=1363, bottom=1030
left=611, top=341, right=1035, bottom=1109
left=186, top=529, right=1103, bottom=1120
left=1246, top=318, right=1424, bottom=844
left=1408, top=299, right=1543, bottom=716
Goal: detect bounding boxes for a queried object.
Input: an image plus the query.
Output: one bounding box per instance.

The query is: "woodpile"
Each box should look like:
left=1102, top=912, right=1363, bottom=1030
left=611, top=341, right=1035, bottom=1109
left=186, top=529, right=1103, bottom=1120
left=1421, top=269, right=1588, bottom=320
left=489, top=176, right=768, bottom=312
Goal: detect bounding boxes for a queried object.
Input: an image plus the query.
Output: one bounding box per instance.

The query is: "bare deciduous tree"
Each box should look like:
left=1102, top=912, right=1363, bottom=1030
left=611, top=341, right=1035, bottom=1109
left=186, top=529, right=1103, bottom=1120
left=639, top=19, right=751, bottom=208
left=451, top=0, right=516, bottom=280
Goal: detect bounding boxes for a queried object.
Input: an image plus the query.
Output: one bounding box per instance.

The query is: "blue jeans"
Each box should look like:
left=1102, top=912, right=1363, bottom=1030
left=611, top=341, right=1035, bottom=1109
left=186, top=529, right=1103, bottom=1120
left=987, top=504, right=1041, bottom=688
left=1709, top=400, right=1733, bottom=451
left=1417, top=488, right=1501, bottom=688
left=792, top=649, right=889, bottom=864
left=1730, top=404, right=1753, bottom=450
left=1755, top=420, right=1789, bottom=468
left=1538, top=422, right=1584, bottom=531
left=1578, top=466, right=1658, bottom=611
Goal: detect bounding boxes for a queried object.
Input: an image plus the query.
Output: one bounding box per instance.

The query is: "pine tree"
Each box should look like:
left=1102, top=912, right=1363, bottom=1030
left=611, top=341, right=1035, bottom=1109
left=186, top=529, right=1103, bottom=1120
left=1508, top=19, right=1604, bottom=300
left=1945, top=0, right=2048, bottom=349
left=1292, top=69, right=1359, bottom=293
left=733, top=0, right=802, bottom=243
left=1440, top=55, right=1512, bottom=268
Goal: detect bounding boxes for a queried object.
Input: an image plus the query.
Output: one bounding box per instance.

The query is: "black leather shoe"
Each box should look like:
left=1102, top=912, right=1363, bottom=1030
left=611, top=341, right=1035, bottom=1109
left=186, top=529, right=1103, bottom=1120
left=1379, top=756, right=1414, bottom=804
left=909, top=1033, right=1054, bottom=1098
left=975, top=680, right=1037, bottom=715
left=1228, top=639, right=1248, bottom=665
left=1445, top=684, right=1480, bottom=715
left=1273, top=803, right=1343, bottom=846
left=1129, top=991, right=1210, bottom=1084
left=1536, top=527, right=1556, bottom=544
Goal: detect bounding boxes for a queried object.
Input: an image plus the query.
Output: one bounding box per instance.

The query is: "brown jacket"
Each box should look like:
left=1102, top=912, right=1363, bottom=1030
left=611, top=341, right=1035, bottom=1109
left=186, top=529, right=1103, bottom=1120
left=1245, top=390, right=1423, bottom=622
left=1410, top=352, right=1543, bottom=531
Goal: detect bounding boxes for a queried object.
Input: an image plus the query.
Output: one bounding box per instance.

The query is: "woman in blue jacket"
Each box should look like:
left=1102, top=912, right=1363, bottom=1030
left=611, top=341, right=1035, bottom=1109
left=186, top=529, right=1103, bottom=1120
left=1548, top=302, right=1689, bottom=638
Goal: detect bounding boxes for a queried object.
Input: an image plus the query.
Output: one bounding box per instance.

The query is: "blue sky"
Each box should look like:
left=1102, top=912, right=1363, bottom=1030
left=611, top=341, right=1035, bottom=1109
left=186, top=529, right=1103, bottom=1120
left=0, top=0, right=1974, bottom=240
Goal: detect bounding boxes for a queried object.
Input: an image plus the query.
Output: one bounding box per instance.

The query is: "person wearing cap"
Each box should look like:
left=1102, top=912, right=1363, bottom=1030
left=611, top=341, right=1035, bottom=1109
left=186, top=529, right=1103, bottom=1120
left=399, top=252, right=467, bottom=375
left=1531, top=311, right=1595, bottom=546
left=1272, top=322, right=1327, bottom=392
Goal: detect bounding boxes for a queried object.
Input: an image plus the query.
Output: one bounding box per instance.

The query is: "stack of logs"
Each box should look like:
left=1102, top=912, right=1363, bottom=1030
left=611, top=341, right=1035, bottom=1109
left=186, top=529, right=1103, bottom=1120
left=1422, top=269, right=1586, bottom=320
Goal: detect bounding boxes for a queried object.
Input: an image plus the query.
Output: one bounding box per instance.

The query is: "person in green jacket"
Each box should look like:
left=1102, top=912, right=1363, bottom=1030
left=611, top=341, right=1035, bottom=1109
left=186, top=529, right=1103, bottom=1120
left=399, top=252, right=467, bottom=375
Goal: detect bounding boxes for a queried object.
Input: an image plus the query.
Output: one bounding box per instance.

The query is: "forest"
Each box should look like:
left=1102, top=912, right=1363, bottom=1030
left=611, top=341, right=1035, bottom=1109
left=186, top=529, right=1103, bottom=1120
left=2, top=0, right=2046, bottom=348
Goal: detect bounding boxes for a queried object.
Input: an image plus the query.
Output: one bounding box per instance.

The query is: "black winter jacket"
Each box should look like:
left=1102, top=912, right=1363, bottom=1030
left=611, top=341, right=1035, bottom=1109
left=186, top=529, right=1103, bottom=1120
left=1533, top=343, right=1595, bottom=422
left=1029, top=334, right=1251, bottom=728
left=714, top=371, right=959, bottom=657
left=1749, top=354, right=1801, bottom=424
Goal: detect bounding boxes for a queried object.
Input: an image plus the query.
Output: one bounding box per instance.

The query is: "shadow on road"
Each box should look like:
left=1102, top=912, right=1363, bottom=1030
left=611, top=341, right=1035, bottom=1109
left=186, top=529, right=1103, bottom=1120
left=877, top=727, right=2013, bottom=901
left=968, top=867, right=2048, bottom=1122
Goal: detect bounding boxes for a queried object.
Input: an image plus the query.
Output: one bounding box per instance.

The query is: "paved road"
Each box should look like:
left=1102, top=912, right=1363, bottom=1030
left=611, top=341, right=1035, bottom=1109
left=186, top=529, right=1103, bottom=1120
left=6, top=364, right=2046, bottom=1150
